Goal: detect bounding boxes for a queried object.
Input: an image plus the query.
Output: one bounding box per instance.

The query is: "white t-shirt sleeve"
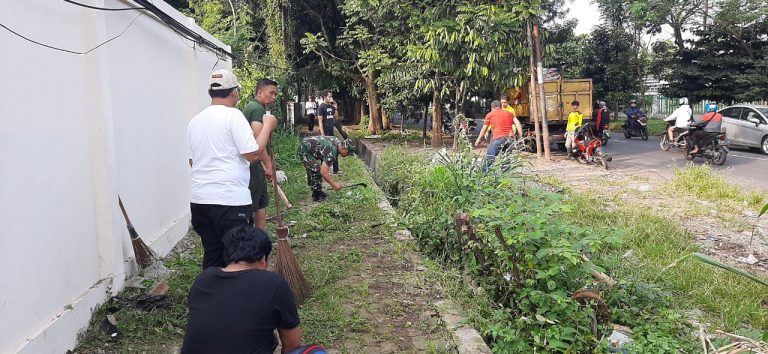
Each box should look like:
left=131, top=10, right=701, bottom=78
left=230, top=111, right=259, bottom=154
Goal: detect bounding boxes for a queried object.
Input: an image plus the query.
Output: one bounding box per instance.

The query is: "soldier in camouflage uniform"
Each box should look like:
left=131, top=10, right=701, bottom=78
left=298, top=136, right=356, bottom=201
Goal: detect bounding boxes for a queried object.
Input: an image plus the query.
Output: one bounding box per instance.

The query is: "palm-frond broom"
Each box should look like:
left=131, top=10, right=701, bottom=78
left=118, top=196, right=155, bottom=268
left=267, top=121, right=311, bottom=304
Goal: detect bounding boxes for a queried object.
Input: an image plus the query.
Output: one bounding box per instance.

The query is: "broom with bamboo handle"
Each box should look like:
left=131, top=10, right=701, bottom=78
left=266, top=110, right=311, bottom=304
left=118, top=196, right=155, bottom=268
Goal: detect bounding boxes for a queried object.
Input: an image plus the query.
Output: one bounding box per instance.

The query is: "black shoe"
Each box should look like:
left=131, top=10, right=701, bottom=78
left=312, top=190, right=327, bottom=202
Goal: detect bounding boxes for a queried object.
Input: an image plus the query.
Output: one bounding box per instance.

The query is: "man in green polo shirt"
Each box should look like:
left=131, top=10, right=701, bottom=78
left=242, top=79, right=278, bottom=229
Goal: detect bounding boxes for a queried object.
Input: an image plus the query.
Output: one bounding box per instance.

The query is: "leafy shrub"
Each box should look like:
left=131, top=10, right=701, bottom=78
left=395, top=142, right=622, bottom=351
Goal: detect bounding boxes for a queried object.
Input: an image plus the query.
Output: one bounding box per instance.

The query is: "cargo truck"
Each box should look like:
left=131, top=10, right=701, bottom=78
left=504, top=78, right=594, bottom=147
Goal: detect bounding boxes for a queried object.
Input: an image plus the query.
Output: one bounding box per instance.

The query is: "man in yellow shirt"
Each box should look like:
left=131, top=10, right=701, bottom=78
left=500, top=95, right=523, bottom=138
left=565, top=100, right=583, bottom=158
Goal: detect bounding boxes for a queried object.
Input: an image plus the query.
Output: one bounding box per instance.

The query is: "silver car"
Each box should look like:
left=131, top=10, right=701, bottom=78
left=719, top=104, right=768, bottom=154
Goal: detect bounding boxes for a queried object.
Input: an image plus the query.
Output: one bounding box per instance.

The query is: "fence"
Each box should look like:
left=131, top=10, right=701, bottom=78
left=652, top=96, right=768, bottom=116
left=0, top=2, right=227, bottom=353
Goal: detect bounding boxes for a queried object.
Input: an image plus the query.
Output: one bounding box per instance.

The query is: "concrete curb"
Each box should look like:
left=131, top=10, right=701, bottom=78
left=354, top=138, right=493, bottom=354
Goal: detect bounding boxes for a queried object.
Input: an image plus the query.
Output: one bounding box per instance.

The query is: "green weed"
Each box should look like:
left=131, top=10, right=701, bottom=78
left=568, top=194, right=768, bottom=331
left=669, top=164, right=766, bottom=210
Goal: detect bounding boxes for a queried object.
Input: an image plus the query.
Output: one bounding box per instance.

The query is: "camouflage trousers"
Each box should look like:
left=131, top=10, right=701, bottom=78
left=298, top=149, right=323, bottom=192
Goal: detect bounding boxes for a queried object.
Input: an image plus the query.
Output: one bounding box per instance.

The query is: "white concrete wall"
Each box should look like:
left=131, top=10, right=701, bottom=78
left=0, top=1, right=229, bottom=352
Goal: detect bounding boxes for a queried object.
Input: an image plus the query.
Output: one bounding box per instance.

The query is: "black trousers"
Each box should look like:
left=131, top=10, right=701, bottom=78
left=690, top=130, right=710, bottom=148
left=190, top=203, right=253, bottom=269
left=307, top=113, right=316, bottom=131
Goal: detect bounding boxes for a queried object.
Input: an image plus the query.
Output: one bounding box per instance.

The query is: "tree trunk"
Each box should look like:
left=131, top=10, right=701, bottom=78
left=360, top=102, right=366, bottom=126
left=364, top=72, right=382, bottom=135
left=431, top=72, right=443, bottom=148
left=381, top=109, right=390, bottom=130
left=703, top=0, right=709, bottom=28
left=527, top=21, right=542, bottom=158
left=672, top=24, right=685, bottom=52
left=533, top=20, right=551, bottom=159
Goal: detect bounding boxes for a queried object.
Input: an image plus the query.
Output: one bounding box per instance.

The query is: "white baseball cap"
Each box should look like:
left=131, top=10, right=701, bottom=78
left=209, top=69, right=240, bottom=90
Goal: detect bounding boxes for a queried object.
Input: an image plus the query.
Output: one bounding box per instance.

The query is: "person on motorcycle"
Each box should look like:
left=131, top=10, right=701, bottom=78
left=565, top=100, right=583, bottom=158
left=593, top=101, right=610, bottom=136
left=664, top=97, right=692, bottom=141
left=624, top=99, right=644, bottom=130
left=689, top=102, right=723, bottom=154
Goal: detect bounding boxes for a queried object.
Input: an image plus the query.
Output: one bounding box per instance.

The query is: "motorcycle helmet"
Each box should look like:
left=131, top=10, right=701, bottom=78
left=599, top=101, right=606, bottom=108
left=678, top=97, right=689, bottom=105
left=629, top=99, right=638, bottom=105
left=705, top=102, right=718, bottom=112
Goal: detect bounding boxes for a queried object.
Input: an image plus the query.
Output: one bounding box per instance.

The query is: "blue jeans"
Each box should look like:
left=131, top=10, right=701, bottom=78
left=483, top=137, right=506, bottom=172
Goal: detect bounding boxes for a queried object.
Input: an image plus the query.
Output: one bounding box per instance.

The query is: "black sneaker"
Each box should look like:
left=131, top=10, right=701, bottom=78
left=315, top=191, right=327, bottom=202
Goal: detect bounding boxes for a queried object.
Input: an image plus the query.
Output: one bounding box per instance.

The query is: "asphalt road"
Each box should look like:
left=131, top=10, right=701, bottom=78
left=598, top=134, right=768, bottom=190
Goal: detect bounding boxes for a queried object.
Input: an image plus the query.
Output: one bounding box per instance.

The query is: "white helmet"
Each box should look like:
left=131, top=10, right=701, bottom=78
left=678, top=97, right=689, bottom=105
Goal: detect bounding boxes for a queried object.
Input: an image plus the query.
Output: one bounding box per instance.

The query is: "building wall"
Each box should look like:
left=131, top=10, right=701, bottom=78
left=0, top=1, right=229, bottom=352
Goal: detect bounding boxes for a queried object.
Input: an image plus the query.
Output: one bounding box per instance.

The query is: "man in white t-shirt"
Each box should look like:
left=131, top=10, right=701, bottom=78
left=187, top=68, right=277, bottom=269
left=305, top=96, right=317, bottom=133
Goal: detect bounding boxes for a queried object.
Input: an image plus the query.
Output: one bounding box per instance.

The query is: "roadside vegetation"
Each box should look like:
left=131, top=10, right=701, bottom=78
left=669, top=164, right=766, bottom=210
left=348, top=129, right=424, bottom=144
left=375, top=143, right=716, bottom=352
left=376, top=140, right=768, bottom=353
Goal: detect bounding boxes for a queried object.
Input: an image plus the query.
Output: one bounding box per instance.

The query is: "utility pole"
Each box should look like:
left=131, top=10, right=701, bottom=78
left=526, top=21, right=542, bottom=158
left=532, top=18, right=551, bottom=160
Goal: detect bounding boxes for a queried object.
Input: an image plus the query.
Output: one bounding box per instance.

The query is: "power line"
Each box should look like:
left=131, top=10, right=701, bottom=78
left=62, top=0, right=145, bottom=11
left=0, top=13, right=144, bottom=55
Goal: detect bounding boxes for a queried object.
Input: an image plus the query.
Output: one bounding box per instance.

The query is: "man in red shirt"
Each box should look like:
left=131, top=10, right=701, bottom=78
left=474, top=100, right=516, bottom=172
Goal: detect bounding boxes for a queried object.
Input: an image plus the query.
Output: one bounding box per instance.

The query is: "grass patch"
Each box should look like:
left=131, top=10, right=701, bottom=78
left=609, top=118, right=668, bottom=136
left=348, top=129, right=425, bottom=144
left=568, top=194, right=768, bottom=331
left=669, top=164, right=766, bottom=211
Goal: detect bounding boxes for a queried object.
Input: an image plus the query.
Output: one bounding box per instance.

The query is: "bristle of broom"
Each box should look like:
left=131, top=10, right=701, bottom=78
left=276, top=230, right=311, bottom=304
left=131, top=237, right=155, bottom=269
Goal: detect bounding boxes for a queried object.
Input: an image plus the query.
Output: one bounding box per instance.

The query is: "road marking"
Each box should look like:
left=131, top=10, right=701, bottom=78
left=729, top=153, right=768, bottom=161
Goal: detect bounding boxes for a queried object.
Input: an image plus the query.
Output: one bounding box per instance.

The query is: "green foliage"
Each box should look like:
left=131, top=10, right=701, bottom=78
left=381, top=143, right=625, bottom=351
left=660, top=0, right=768, bottom=103
left=376, top=146, right=428, bottom=206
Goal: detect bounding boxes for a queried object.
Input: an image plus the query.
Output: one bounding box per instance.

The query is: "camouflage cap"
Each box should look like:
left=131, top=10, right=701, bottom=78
left=343, top=139, right=357, bottom=155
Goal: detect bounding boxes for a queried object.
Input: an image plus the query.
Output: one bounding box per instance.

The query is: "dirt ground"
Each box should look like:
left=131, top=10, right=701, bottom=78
left=272, top=165, right=456, bottom=353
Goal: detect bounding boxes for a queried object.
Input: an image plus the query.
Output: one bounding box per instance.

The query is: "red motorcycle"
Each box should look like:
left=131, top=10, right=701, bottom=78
left=573, top=123, right=612, bottom=169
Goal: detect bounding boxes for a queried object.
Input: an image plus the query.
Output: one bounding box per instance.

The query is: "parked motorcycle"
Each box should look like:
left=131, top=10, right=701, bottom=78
left=573, top=123, right=612, bottom=170
left=659, top=122, right=690, bottom=151
left=623, top=114, right=649, bottom=140
left=682, top=126, right=729, bottom=165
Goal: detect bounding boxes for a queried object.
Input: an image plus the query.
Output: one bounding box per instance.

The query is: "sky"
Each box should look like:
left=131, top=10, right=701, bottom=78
left=567, top=0, right=600, bottom=35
